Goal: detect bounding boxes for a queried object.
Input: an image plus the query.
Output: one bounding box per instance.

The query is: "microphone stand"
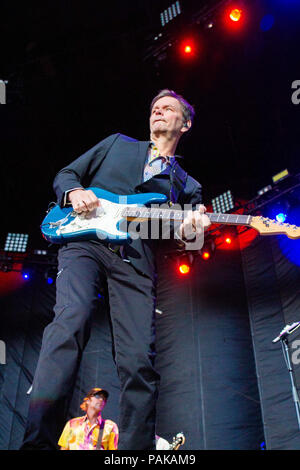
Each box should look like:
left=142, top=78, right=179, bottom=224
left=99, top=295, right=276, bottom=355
left=278, top=330, right=300, bottom=430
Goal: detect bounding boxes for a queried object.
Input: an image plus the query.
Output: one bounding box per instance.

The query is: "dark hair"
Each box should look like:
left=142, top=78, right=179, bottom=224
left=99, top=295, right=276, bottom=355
left=150, top=89, right=195, bottom=126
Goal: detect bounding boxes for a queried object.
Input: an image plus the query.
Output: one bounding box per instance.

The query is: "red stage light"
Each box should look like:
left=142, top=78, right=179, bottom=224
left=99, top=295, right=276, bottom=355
left=184, top=44, right=192, bottom=54
left=179, top=37, right=198, bottom=59
left=229, top=8, right=242, bottom=22
left=202, top=251, right=210, bottom=260
left=225, top=237, right=232, bottom=244
left=223, top=5, right=246, bottom=32
left=179, top=263, right=190, bottom=274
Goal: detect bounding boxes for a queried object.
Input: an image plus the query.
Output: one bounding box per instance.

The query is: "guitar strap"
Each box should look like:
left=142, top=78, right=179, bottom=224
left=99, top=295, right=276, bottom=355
left=96, top=419, right=105, bottom=450
left=169, top=160, right=188, bottom=205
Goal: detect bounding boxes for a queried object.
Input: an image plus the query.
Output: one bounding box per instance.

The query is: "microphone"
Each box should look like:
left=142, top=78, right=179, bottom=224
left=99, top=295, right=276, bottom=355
left=272, top=322, right=300, bottom=343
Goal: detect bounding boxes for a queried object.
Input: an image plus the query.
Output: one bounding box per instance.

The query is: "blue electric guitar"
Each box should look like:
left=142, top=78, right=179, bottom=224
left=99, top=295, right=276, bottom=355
left=41, top=187, right=300, bottom=244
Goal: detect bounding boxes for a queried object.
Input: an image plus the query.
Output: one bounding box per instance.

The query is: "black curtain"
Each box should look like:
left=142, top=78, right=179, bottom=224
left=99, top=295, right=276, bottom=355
left=241, top=235, right=300, bottom=449
left=155, top=241, right=264, bottom=449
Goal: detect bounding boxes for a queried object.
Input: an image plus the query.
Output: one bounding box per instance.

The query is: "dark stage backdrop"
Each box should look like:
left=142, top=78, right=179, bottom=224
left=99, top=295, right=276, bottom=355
left=1, top=233, right=300, bottom=450
left=241, top=235, right=300, bottom=449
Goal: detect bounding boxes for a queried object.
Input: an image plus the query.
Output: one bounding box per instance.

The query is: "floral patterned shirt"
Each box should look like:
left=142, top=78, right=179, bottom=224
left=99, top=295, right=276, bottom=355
left=58, top=415, right=119, bottom=450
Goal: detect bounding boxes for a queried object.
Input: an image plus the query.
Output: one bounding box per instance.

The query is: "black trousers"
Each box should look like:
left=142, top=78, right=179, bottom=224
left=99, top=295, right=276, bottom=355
left=20, top=241, right=160, bottom=450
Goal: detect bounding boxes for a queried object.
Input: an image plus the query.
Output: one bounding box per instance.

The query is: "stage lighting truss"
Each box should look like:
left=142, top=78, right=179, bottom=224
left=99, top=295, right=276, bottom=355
left=246, top=171, right=300, bottom=216
left=204, top=172, right=300, bottom=246
left=4, top=233, right=29, bottom=253
left=211, top=190, right=234, bottom=214
left=143, top=0, right=231, bottom=63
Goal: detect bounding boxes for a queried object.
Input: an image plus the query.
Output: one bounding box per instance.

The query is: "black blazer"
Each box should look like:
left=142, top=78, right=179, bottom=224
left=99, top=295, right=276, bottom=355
left=53, top=133, right=203, bottom=280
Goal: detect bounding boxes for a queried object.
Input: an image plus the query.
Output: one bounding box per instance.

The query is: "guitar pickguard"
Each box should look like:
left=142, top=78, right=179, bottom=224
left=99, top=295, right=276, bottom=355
left=57, top=198, right=135, bottom=239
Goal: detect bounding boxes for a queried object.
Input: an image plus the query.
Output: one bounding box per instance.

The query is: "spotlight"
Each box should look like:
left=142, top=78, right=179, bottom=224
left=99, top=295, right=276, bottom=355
left=229, top=8, right=242, bottom=22
left=22, top=264, right=34, bottom=281
left=212, top=190, right=234, bottom=213
left=176, top=254, right=194, bottom=275
left=217, top=229, right=238, bottom=250
left=184, top=44, right=192, bottom=54
left=160, top=1, right=181, bottom=27
left=277, top=203, right=300, bottom=267
left=34, top=249, right=48, bottom=256
left=180, top=38, right=197, bottom=58
left=276, top=213, right=287, bottom=223
left=267, top=200, right=290, bottom=224
left=257, top=185, right=272, bottom=196
left=179, top=263, right=190, bottom=274
left=223, top=5, right=246, bottom=32
left=45, top=267, right=57, bottom=285
left=272, top=169, right=289, bottom=184
left=4, top=233, right=29, bottom=253
left=201, top=239, right=216, bottom=260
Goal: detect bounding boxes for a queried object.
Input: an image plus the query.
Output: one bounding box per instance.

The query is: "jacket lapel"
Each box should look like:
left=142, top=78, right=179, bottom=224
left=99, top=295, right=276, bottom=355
left=138, top=141, right=151, bottom=163
left=135, top=140, right=150, bottom=186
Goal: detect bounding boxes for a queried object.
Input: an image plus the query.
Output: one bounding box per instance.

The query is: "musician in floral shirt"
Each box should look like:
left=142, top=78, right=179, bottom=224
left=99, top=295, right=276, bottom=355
left=58, top=388, right=118, bottom=450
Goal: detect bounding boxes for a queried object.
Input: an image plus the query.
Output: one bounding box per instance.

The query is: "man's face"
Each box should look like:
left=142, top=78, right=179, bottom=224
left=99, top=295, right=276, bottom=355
left=149, top=96, right=189, bottom=138
left=86, top=393, right=107, bottom=413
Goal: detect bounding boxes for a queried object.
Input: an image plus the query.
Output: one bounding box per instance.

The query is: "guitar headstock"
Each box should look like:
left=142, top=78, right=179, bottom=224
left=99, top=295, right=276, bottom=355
left=250, top=216, right=300, bottom=239
left=170, top=432, right=185, bottom=450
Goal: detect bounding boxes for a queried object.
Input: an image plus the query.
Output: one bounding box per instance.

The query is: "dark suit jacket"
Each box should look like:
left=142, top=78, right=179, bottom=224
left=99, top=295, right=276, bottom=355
left=53, top=133, right=202, bottom=280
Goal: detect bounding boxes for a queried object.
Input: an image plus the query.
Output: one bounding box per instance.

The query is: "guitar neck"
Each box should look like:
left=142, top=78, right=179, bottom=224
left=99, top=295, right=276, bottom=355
left=207, top=212, right=252, bottom=226
left=124, top=206, right=252, bottom=228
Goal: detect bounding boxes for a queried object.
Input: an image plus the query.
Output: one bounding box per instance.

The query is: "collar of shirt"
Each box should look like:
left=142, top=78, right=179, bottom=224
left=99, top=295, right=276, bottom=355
left=149, top=142, right=183, bottom=165
left=149, top=143, right=174, bottom=166
left=83, top=414, right=102, bottom=433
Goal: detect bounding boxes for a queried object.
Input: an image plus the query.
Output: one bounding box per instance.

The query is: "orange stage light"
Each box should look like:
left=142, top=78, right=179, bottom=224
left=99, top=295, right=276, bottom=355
left=229, top=8, right=242, bottom=22
left=179, top=264, right=190, bottom=274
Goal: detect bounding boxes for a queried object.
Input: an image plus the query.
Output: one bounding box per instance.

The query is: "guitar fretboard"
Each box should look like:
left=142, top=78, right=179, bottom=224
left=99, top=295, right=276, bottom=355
left=122, top=206, right=252, bottom=226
